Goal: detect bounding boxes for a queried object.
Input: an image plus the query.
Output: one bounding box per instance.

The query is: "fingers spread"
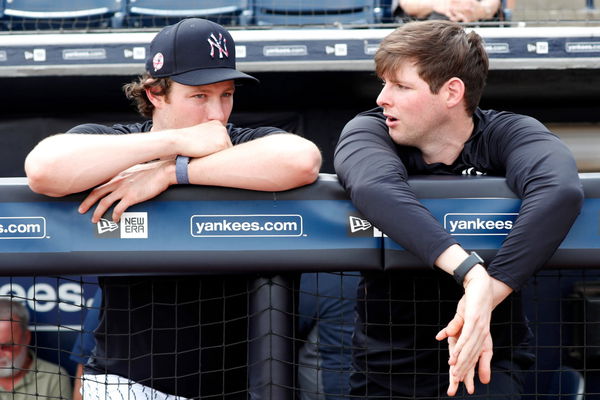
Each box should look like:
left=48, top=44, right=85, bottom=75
left=91, top=193, right=120, bottom=223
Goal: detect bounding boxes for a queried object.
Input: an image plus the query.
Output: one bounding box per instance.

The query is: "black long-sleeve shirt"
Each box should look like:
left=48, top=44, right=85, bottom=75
left=335, top=107, right=583, bottom=291
left=334, top=107, right=584, bottom=395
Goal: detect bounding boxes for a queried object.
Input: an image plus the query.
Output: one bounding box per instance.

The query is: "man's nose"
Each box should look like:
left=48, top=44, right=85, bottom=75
left=376, top=83, right=392, bottom=108
left=206, top=101, right=226, bottom=123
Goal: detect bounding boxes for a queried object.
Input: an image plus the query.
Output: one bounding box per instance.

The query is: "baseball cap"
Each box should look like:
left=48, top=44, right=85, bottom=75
left=146, top=18, right=258, bottom=86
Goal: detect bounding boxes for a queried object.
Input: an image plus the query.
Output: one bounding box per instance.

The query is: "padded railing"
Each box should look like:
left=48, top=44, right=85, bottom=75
left=1, top=173, right=600, bottom=399
left=2, top=173, right=600, bottom=275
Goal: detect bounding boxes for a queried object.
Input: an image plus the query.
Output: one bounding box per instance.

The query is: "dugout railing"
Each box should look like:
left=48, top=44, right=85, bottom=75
left=1, top=174, right=600, bottom=399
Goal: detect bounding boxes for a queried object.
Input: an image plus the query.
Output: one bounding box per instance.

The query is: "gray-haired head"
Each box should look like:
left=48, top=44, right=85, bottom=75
left=0, top=299, right=30, bottom=335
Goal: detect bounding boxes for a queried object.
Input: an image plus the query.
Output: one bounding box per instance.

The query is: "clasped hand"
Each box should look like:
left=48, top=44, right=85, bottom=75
left=78, top=120, right=233, bottom=223
left=434, top=0, right=489, bottom=22
left=173, top=120, right=232, bottom=159
left=436, top=266, right=494, bottom=396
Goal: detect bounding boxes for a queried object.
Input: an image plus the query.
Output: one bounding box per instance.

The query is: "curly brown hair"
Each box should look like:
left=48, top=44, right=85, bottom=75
left=123, top=73, right=173, bottom=118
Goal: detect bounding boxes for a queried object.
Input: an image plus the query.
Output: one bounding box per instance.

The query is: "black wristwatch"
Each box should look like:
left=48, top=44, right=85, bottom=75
left=453, top=252, right=484, bottom=285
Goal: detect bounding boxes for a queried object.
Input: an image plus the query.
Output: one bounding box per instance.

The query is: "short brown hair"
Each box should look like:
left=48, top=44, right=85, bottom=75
left=375, top=20, right=488, bottom=115
left=123, top=73, right=173, bottom=118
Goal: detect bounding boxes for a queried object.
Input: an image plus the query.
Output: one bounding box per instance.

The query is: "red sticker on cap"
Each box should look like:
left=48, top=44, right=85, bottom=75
left=153, top=52, right=164, bottom=72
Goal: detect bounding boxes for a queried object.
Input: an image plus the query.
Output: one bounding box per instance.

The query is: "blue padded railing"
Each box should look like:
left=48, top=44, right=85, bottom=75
left=1, top=173, right=599, bottom=275
left=1, top=173, right=599, bottom=399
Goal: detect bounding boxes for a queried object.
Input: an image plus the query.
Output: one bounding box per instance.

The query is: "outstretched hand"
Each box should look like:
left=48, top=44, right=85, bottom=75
left=78, top=160, right=175, bottom=223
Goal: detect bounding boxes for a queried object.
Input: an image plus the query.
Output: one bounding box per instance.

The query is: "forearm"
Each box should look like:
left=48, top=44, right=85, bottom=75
left=399, top=0, right=437, bottom=17
left=435, top=243, right=471, bottom=276
left=435, top=244, right=512, bottom=304
left=490, top=277, right=512, bottom=308
left=336, top=116, right=456, bottom=267
left=25, top=132, right=177, bottom=196
left=187, top=134, right=321, bottom=191
left=72, top=364, right=84, bottom=400
left=488, top=182, right=583, bottom=290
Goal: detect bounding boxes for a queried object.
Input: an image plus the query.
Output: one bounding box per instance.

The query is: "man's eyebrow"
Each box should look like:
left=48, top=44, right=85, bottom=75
left=190, top=86, right=235, bottom=94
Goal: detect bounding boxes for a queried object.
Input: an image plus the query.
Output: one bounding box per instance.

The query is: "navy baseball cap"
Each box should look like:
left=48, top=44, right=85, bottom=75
left=146, top=18, right=258, bottom=85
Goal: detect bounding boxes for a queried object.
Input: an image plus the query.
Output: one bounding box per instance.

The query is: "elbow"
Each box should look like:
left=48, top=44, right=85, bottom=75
left=541, top=179, right=584, bottom=218
left=24, top=154, right=46, bottom=194
left=560, top=181, right=584, bottom=212
left=296, top=142, right=322, bottom=185
left=278, top=140, right=322, bottom=191
left=24, top=155, right=66, bottom=197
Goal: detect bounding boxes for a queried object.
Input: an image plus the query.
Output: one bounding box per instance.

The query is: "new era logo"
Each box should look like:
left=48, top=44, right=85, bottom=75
left=95, top=212, right=148, bottom=239
left=349, top=216, right=372, bottom=233
left=97, top=218, right=118, bottom=234
left=347, top=215, right=383, bottom=237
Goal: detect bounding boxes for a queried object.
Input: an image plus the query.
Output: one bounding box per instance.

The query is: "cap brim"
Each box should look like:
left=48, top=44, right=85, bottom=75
left=170, top=68, right=259, bottom=86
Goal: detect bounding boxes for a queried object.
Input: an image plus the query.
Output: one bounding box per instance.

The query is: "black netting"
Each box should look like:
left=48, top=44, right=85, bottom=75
left=0, top=270, right=598, bottom=399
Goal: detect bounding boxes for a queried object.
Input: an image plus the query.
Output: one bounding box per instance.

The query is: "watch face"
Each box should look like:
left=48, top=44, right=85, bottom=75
left=473, top=252, right=484, bottom=264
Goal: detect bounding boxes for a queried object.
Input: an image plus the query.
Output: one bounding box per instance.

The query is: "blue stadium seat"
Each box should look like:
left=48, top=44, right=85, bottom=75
left=545, top=367, right=585, bottom=400
left=376, top=0, right=395, bottom=22
left=253, top=0, right=380, bottom=26
left=2, top=0, right=125, bottom=29
left=125, top=0, right=251, bottom=27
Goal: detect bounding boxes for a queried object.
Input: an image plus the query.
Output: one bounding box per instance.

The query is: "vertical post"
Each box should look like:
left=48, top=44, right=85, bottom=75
left=248, top=275, right=294, bottom=399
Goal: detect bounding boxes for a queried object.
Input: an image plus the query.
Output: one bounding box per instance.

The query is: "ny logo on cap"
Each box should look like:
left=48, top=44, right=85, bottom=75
left=207, top=33, right=229, bottom=59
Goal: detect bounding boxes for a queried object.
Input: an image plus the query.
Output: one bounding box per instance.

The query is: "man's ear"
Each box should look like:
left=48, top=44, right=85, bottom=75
left=444, top=77, right=466, bottom=109
left=145, top=87, right=165, bottom=109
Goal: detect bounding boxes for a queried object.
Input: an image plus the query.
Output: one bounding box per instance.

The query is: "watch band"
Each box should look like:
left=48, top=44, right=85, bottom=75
left=175, top=156, right=190, bottom=185
left=453, top=252, right=484, bottom=285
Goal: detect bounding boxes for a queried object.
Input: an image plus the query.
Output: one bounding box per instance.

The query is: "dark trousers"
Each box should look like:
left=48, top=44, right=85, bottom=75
left=350, top=359, right=526, bottom=400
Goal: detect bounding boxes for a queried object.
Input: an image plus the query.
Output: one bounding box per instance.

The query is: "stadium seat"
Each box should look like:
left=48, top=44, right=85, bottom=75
left=545, top=367, right=585, bottom=400
left=376, top=0, right=395, bottom=22
left=125, top=0, right=251, bottom=27
left=2, top=0, right=125, bottom=30
left=253, top=0, right=381, bottom=26
left=522, top=366, right=594, bottom=400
